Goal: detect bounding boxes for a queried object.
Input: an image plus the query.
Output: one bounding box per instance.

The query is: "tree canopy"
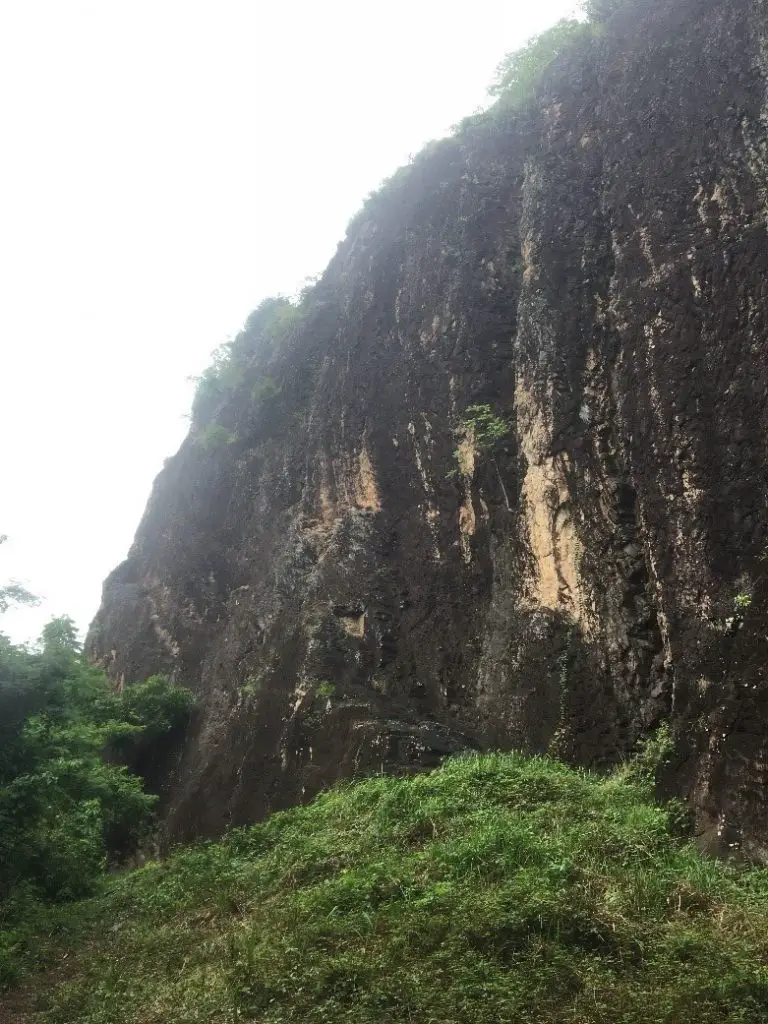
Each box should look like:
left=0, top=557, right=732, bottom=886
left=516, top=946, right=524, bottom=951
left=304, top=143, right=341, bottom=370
left=0, top=541, right=194, bottom=927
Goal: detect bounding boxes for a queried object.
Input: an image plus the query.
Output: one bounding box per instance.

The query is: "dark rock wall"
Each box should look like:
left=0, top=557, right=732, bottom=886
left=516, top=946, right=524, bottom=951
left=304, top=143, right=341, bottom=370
left=89, top=0, right=768, bottom=858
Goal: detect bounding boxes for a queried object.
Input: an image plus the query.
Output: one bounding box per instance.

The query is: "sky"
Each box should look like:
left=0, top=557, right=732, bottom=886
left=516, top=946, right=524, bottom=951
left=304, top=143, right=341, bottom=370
left=0, top=0, right=578, bottom=644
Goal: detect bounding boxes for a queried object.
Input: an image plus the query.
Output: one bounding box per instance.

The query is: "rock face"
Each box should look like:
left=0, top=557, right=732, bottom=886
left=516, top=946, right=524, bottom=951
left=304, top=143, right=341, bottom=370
left=89, top=0, right=768, bottom=857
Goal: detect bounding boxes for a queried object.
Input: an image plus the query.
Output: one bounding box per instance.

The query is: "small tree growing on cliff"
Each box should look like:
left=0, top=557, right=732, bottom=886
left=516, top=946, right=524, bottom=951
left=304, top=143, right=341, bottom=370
left=455, top=405, right=512, bottom=512
left=193, top=423, right=237, bottom=451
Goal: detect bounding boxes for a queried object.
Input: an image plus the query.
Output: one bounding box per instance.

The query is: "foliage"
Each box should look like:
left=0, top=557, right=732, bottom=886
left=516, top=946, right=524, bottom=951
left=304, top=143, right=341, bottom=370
left=240, top=675, right=262, bottom=699
left=0, top=536, right=39, bottom=615
left=344, top=138, right=460, bottom=235
left=188, top=358, right=246, bottom=423
left=488, top=19, right=590, bottom=108
left=453, top=405, right=513, bottom=510
left=190, top=297, right=303, bottom=424
left=488, top=1, right=629, bottom=114
left=115, top=674, right=195, bottom=753
left=251, top=375, right=280, bottom=404
left=722, top=592, right=753, bottom=634
left=0, top=616, right=194, bottom=986
left=346, top=5, right=626, bottom=246
left=10, top=748, right=768, bottom=1021
left=315, top=680, right=336, bottom=699
left=457, top=403, right=511, bottom=455
left=192, top=423, right=237, bottom=451
left=549, top=625, right=575, bottom=758
left=0, top=582, right=39, bottom=615
left=733, top=592, right=753, bottom=614
left=240, top=296, right=302, bottom=340
left=296, top=273, right=322, bottom=305
left=344, top=11, right=607, bottom=242
left=615, top=722, right=674, bottom=787
left=581, top=0, right=628, bottom=23
left=40, top=615, right=80, bottom=653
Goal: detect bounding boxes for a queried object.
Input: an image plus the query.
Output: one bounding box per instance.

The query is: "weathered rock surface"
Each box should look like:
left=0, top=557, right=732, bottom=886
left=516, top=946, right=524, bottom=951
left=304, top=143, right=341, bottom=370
left=89, top=0, right=768, bottom=857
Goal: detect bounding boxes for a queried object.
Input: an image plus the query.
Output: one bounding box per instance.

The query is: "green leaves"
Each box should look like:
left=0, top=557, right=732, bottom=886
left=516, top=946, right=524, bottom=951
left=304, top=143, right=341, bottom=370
left=483, top=3, right=629, bottom=124
left=0, top=581, right=39, bottom=615
left=458, top=404, right=510, bottom=455
left=40, top=615, right=81, bottom=655
left=192, top=422, right=237, bottom=450
left=190, top=296, right=302, bottom=424
left=733, top=592, right=752, bottom=614
left=489, top=19, right=590, bottom=107
left=0, top=625, right=194, bottom=917
left=453, top=405, right=513, bottom=509
left=581, top=0, right=628, bottom=23
left=116, top=674, right=195, bottom=754
left=0, top=534, right=39, bottom=615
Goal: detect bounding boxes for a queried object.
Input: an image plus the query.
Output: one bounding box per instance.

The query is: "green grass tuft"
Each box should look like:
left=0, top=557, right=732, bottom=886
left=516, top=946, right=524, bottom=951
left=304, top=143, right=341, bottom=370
left=8, top=751, right=768, bottom=1022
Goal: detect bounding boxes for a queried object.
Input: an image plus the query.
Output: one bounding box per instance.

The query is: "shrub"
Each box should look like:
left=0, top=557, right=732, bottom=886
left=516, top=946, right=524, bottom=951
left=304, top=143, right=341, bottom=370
left=616, top=722, right=674, bottom=787
left=117, top=674, right=195, bottom=746
left=191, top=297, right=303, bottom=424
left=0, top=623, right=195, bottom=913
left=0, top=536, right=39, bottom=614
left=456, top=403, right=510, bottom=455
left=193, top=423, right=237, bottom=451
left=251, top=376, right=280, bottom=404
left=241, top=675, right=262, bottom=699
left=453, top=404, right=513, bottom=510
left=489, top=19, right=591, bottom=108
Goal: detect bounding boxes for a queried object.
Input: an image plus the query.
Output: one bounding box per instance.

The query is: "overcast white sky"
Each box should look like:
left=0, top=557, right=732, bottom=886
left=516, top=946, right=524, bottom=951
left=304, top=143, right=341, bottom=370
left=1, top=0, right=577, bottom=644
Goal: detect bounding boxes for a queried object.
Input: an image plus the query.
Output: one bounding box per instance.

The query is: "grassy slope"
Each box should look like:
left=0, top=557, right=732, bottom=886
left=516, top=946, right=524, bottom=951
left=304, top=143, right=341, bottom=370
left=9, top=751, right=768, bottom=1023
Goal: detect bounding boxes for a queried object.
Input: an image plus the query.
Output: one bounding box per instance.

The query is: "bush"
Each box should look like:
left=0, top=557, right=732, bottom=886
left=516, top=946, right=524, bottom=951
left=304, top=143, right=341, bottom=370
left=241, top=296, right=304, bottom=340
left=455, top=403, right=510, bottom=456
left=193, top=423, right=237, bottom=451
left=489, top=19, right=591, bottom=107
left=118, top=674, right=195, bottom=741
left=190, top=297, right=303, bottom=424
left=251, top=375, right=280, bottom=404
left=0, top=623, right=194, bottom=911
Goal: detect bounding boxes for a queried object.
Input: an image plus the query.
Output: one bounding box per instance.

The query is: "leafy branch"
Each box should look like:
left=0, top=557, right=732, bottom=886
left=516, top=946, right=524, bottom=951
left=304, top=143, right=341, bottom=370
left=0, top=535, right=39, bottom=615
left=454, top=405, right=512, bottom=512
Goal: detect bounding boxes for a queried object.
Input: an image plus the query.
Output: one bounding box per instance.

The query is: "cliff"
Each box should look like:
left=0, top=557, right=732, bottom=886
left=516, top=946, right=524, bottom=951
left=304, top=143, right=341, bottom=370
left=89, top=0, right=768, bottom=858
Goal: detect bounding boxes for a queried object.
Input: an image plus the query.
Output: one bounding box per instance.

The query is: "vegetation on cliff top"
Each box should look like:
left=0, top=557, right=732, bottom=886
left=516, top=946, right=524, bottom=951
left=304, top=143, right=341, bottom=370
left=190, top=297, right=303, bottom=427
left=187, top=0, right=634, bottom=432
left=7, top=741, right=768, bottom=1022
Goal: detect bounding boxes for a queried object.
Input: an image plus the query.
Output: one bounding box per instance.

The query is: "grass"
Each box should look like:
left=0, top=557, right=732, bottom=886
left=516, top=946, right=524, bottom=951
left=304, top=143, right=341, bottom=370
left=6, top=750, right=768, bottom=1022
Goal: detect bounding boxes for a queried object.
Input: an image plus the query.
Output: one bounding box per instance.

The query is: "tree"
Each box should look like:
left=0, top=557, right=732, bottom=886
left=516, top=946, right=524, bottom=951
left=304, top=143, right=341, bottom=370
left=455, top=405, right=513, bottom=512
left=0, top=611, right=194, bottom=905
left=41, top=615, right=81, bottom=654
left=0, top=536, right=39, bottom=615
